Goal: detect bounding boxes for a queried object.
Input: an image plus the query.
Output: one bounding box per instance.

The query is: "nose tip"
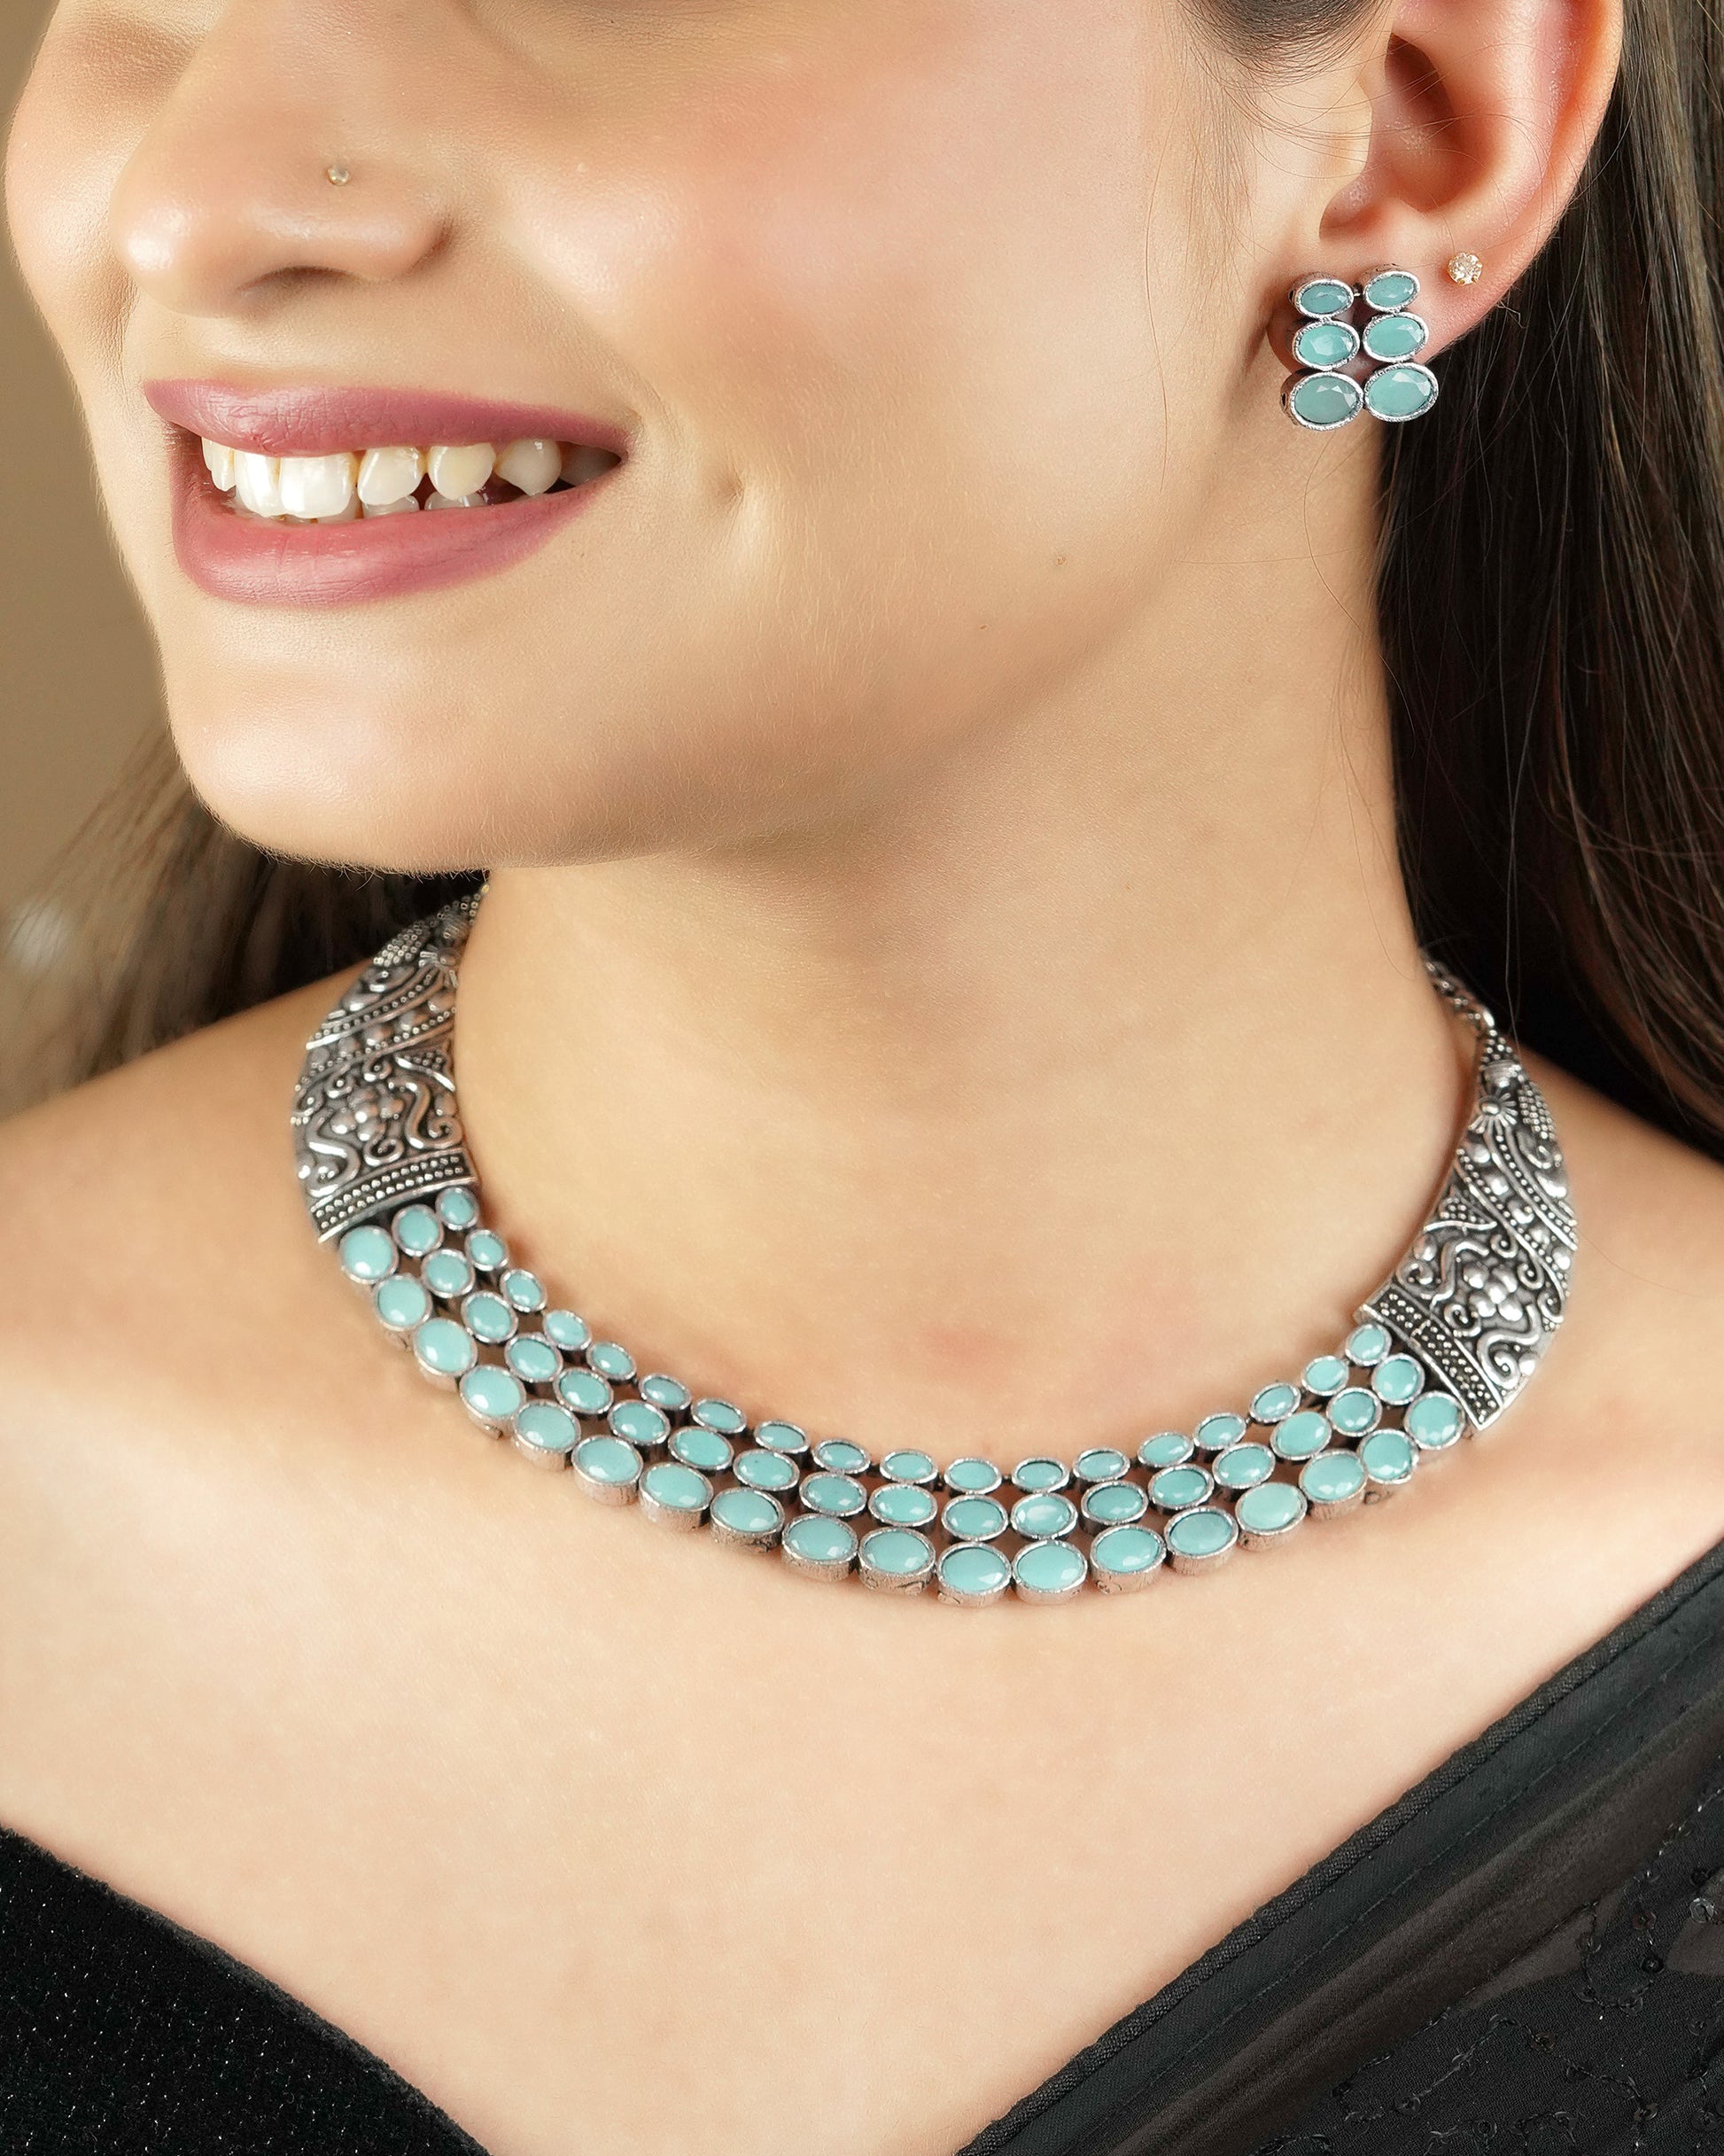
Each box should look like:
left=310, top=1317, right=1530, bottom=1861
left=111, top=117, right=447, bottom=315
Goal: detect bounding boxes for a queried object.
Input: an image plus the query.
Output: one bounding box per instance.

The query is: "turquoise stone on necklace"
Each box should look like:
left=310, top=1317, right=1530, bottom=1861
left=859, top=1527, right=936, bottom=1592
left=936, top=1540, right=1012, bottom=1607
left=1406, top=1390, right=1464, bottom=1450
left=1090, top=1523, right=1164, bottom=1592
left=870, top=1483, right=939, bottom=1528
left=943, top=1494, right=1009, bottom=1542
left=506, top=1334, right=562, bottom=1387
left=1081, top=1479, right=1149, bottom=1527
left=304, top=903, right=1580, bottom=1608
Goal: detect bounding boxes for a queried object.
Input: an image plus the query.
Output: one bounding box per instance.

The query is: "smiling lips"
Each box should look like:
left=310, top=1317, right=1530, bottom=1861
left=144, top=381, right=628, bottom=609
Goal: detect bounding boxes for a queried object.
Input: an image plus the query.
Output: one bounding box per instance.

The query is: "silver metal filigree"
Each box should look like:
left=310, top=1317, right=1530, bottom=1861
left=1357, top=965, right=1576, bottom=1429
left=291, top=894, right=482, bottom=1240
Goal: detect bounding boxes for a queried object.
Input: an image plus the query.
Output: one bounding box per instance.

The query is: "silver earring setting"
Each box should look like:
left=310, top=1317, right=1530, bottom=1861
left=1282, top=268, right=1439, bottom=432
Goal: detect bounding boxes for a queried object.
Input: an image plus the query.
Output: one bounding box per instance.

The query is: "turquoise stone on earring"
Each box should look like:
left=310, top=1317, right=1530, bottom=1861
left=1363, top=267, right=1419, bottom=311
left=1285, top=372, right=1364, bottom=431
left=1292, top=275, right=1355, bottom=317
left=1362, top=311, right=1428, bottom=362
left=1291, top=318, right=1359, bottom=370
left=859, top=1527, right=936, bottom=1592
left=338, top=1224, right=397, bottom=1283
left=1363, top=363, right=1439, bottom=422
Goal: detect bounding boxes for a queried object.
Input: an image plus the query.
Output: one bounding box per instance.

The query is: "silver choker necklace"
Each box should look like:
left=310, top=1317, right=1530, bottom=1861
left=293, top=896, right=1575, bottom=1607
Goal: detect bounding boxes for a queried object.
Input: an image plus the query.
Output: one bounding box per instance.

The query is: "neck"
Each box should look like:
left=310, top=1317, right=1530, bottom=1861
left=452, top=458, right=1470, bottom=1460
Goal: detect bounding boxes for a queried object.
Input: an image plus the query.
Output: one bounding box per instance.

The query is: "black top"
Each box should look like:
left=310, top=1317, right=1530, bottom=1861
left=7, top=1538, right=1724, bottom=2156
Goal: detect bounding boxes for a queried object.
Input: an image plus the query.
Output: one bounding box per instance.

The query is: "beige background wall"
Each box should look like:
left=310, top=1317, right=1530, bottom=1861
left=3, top=4, right=161, bottom=961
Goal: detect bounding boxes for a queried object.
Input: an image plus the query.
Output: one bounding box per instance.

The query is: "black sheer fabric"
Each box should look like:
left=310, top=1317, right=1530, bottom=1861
left=6, top=1538, right=1724, bottom=2156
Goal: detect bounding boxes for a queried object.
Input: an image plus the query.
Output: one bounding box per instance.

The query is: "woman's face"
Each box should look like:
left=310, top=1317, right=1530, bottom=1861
left=8, top=0, right=1301, bottom=869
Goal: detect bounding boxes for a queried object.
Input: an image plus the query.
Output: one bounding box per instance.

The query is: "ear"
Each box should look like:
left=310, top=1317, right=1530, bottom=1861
left=1313, top=0, right=1623, bottom=350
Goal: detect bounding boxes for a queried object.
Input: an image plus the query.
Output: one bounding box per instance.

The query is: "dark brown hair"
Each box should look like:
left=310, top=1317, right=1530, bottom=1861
left=14, top=0, right=1724, bottom=1154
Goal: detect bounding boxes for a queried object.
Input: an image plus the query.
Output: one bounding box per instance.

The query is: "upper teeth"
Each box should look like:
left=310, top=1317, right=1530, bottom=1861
left=201, top=435, right=614, bottom=520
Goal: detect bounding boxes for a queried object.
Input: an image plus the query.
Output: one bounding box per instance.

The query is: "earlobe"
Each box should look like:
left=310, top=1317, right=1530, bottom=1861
left=1313, top=0, right=1623, bottom=352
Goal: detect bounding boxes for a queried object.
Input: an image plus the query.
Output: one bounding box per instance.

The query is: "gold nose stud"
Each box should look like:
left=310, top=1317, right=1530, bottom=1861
left=326, top=164, right=351, bottom=186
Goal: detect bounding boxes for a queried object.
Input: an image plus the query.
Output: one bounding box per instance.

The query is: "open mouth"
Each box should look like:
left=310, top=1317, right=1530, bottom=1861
left=144, top=381, right=630, bottom=608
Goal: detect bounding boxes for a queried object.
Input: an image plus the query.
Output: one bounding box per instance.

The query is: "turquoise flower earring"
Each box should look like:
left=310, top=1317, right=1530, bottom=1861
left=1282, top=267, right=1439, bottom=432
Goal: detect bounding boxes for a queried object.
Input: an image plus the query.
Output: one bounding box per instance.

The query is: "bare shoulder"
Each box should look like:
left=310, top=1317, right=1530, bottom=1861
left=0, top=975, right=349, bottom=1440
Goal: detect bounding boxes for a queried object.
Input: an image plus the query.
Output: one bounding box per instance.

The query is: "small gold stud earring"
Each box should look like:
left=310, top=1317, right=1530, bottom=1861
left=326, top=164, right=351, bottom=187
left=1446, top=250, right=1484, bottom=286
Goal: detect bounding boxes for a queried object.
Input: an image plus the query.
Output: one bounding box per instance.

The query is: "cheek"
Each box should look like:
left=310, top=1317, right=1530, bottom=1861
left=509, top=1, right=1215, bottom=569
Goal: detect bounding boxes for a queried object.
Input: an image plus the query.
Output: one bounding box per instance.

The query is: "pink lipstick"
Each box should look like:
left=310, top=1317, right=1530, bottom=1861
left=144, top=380, right=629, bottom=610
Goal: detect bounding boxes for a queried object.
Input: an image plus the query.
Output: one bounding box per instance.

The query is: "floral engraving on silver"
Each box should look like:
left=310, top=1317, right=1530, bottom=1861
left=1359, top=969, right=1575, bottom=1429
left=291, top=895, right=481, bottom=1239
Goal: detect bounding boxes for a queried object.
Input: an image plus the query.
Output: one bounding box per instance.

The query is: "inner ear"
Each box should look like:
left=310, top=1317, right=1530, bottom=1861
left=1325, top=32, right=1464, bottom=230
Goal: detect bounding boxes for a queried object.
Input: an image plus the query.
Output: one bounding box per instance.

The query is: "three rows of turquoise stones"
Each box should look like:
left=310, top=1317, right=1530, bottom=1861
left=1285, top=269, right=1440, bottom=432
left=336, top=1187, right=1468, bottom=1607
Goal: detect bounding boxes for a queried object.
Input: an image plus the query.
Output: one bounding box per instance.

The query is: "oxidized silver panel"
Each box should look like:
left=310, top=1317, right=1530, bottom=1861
left=291, top=895, right=482, bottom=1240
left=1357, top=968, right=1576, bottom=1430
